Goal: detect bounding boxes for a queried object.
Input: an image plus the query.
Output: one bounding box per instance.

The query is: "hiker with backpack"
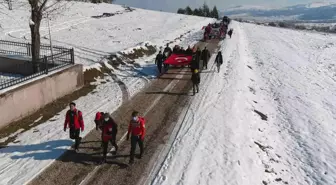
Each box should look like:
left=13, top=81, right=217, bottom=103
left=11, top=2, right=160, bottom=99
left=64, top=102, right=84, bottom=152
left=215, top=51, right=223, bottom=73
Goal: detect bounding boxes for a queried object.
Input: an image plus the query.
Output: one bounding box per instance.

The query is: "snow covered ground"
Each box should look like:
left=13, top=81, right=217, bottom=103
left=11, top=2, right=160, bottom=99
left=152, top=22, right=336, bottom=185
left=0, top=0, right=212, bottom=66
left=0, top=72, right=23, bottom=85
left=0, top=1, right=211, bottom=183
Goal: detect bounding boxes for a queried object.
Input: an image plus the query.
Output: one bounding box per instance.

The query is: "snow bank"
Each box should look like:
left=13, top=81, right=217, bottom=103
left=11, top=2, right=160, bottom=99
left=152, top=21, right=268, bottom=185
left=0, top=72, right=23, bottom=83
left=152, top=22, right=336, bottom=185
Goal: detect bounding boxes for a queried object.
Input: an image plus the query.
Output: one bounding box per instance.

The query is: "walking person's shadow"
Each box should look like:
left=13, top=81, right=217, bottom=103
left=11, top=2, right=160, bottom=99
left=1, top=140, right=130, bottom=168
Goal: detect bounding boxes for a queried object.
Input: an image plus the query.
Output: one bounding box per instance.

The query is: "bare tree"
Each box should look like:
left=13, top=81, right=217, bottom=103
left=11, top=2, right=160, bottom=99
left=28, top=0, right=69, bottom=72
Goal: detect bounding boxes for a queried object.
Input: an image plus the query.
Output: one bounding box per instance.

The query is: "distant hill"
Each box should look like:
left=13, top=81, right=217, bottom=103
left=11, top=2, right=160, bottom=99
left=222, top=2, right=336, bottom=22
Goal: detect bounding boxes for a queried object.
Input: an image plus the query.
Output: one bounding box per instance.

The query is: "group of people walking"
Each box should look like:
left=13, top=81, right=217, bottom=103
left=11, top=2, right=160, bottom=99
left=154, top=42, right=224, bottom=96
left=189, top=47, right=223, bottom=95
left=63, top=28, right=229, bottom=165
left=64, top=102, right=146, bottom=164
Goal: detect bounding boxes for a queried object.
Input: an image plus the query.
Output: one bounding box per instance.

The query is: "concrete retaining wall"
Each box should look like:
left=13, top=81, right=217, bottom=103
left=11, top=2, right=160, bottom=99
left=0, top=64, right=84, bottom=129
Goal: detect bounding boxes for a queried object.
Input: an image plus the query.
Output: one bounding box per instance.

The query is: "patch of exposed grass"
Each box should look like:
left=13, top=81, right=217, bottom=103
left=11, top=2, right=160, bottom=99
left=122, top=44, right=157, bottom=60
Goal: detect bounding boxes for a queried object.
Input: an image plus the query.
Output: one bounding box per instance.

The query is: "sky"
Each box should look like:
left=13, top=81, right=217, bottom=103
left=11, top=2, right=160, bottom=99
left=114, top=0, right=336, bottom=12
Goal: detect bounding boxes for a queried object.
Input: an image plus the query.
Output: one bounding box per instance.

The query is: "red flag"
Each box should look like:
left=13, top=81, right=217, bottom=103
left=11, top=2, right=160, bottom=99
left=164, top=54, right=193, bottom=66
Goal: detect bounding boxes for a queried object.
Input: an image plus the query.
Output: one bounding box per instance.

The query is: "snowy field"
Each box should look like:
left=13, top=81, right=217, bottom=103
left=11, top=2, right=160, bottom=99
left=0, top=0, right=212, bottom=66
left=151, top=22, right=336, bottom=185
left=0, top=2, right=211, bottom=183
left=0, top=72, right=23, bottom=87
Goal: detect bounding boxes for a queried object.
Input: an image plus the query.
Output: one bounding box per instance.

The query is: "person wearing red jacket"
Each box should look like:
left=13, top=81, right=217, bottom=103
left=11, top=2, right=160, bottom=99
left=101, top=113, right=118, bottom=163
left=95, top=112, right=105, bottom=148
left=64, top=102, right=84, bottom=152
left=127, top=111, right=145, bottom=164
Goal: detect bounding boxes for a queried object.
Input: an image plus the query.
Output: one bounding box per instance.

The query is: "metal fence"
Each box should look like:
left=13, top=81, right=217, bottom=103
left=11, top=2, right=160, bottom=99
left=0, top=40, right=74, bottom=90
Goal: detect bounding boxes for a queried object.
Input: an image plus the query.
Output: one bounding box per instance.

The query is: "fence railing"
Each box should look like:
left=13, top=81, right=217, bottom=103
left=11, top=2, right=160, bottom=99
left=0, top=39, right=72, bottom=57
left=0, top=40, right=75, bottom=90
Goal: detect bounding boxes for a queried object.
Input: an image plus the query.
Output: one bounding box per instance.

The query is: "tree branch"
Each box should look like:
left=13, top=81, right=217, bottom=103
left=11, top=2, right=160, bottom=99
left=42, top=1, right=72, bottom=19
left=43, top=1, right=60, bottom=11
left=39, top=0, right=48, bottom=12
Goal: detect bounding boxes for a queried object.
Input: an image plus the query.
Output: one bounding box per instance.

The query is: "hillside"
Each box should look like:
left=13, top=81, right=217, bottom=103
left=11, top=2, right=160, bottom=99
left=222, top=2, right=336, bottom=22
left=0, top=1, right=212, bottom=66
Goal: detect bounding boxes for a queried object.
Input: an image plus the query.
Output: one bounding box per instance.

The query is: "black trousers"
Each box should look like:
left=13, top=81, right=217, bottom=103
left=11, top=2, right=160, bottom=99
left=102, top=139, right=118, bottom=158
left=69, top=128, right=81, bottom=150
left=203, top=60, right=208, bottom=69
left=163, top=64, right=169, bottom=72
left=193, top=83, right=199, bottom=95
left=157, top=64, right=162, bottom=73
left=130, top=135, right=144, bottom=162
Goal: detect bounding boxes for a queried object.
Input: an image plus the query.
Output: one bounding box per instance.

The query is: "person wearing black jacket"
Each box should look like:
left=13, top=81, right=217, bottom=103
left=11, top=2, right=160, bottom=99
left=228, top=29, right=233, bottom=38
left=215, top=51, right=223, bottom=73
left=186, top=46, right=192, bottom=55
left=100, top=113, right=118, bottom=163
left=173, top=45, right=178, bottom=53
left=201, top=47, right=210, bottom=70
left=190, top=52, right=199, bottom=73
left=196, top=47, right=202, bottom=70
left=155, top=51, right=164, bottom=74
left=191, top=69, right=200, bottom=95
left=163, top=44, right=172, bottom=59
left=163, top=44, right=172, bottom=72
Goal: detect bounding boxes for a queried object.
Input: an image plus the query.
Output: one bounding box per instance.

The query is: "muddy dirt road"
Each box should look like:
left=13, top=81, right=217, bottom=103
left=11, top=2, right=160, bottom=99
left=28, top=40, right=219, bottom=185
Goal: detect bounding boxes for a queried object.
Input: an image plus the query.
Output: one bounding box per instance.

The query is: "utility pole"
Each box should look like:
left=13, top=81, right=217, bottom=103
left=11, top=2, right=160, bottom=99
left=47, top=13, right=54, bottom=65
